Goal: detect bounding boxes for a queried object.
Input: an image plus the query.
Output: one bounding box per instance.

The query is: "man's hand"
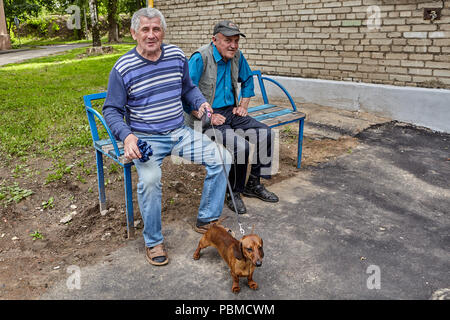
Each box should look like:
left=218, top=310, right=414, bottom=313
left=232, top=97, right=251, bottom=117
left=196, top=102, right=213, bottom=119
left=123, top=134, right=141, bottom=160
left=232, top=106, right=248, bottom=117
left=211, top=113, right=226, bottom=126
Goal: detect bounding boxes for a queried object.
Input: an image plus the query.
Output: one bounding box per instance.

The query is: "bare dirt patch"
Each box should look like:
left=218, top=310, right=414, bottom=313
left=0, top=124, right=358, bottom=299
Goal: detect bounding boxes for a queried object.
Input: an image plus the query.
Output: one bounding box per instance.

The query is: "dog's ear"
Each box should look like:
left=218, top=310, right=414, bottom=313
left=259, top=246, right=264, bottom=258
left=233, top=242, right=244, bottom=260
left=259, top=239, right=264, bottom=258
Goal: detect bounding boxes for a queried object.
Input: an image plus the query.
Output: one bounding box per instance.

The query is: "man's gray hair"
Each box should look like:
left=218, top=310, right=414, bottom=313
left=131, top=7, right=167, bottom=31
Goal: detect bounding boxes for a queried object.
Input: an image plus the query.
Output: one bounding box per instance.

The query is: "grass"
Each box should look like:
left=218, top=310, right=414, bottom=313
left=11, top=35, right=134, bottom=48
left=0, top=43, right=135, bottom=160
left=12, top=36, right=90, bottom=48
left=41, top=196, right=55, bottom=209
left=0, top=182, right=34, bottom=205
left=30, top=230, right=44, bottom=241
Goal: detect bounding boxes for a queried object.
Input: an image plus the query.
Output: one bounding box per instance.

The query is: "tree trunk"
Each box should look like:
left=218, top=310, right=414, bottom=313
left=107, top=0, right=119, bottom=43
left=88, top=0, right=101, bottom=47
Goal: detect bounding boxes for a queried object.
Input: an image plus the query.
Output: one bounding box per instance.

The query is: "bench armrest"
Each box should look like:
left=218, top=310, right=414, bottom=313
left=85, top=107, right=122, bottom=158
left=239, top=70, right=299, bottom=112
left=83, top=92, right=122, bottom=160
left=259, top=76, right=298, bottom=112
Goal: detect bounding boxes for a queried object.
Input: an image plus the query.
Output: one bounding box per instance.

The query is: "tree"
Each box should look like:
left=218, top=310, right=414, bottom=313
left=88, top=0, right=100, bottom=47
left=106, top=0, right=118, bottom=43
left=3, top=0, right=63, bottom=35
left=4, top=0, right=40, bottom=35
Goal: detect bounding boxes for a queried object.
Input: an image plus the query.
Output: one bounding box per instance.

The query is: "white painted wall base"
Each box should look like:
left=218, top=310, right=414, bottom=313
left=256, top=75, right=450, bottom=133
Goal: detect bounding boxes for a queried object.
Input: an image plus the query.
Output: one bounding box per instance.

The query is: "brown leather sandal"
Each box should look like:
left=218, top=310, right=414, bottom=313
left=146, top=243, right=169, bottom=266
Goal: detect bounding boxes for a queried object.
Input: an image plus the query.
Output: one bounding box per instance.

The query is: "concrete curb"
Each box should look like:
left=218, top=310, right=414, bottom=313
left=256, top=75, right=450, bottom=134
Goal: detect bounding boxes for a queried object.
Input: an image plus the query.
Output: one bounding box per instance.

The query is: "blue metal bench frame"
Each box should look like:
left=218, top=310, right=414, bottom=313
left=83, top=70, right=305, bottom=239
left=83, top=92, right=135, bottom=238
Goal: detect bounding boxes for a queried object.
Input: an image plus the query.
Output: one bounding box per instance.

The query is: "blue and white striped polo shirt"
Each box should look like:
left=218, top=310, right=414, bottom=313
left=103, top=44, right=206, bottom=142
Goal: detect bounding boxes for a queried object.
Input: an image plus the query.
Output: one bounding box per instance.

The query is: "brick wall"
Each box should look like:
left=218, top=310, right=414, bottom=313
left=154, top=0, right=450, bottom=89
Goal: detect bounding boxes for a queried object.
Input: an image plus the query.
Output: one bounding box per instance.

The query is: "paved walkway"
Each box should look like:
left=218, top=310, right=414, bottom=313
left=0, top=43, right=89, bottom=66
left=41, top=119, right=450, bottom=300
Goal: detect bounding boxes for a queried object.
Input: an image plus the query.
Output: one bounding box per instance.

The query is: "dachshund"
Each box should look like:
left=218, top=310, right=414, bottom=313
left=193, top=222, right=264, bottom=293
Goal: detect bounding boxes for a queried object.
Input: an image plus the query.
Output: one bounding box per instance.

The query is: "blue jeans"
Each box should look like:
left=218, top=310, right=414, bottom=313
left=133, top=125, right=231, bottom=248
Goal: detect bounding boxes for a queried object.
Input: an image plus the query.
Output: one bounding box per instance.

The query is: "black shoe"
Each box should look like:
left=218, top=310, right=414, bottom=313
left=226, top=192, right=247, bottom=214
left=242, top=184, right=279, bottom=202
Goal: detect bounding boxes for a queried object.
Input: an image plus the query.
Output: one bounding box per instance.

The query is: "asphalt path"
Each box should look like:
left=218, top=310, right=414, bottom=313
left=0, top=43, right=89, bottom=66
left=41, top=121, right=450, bottom=301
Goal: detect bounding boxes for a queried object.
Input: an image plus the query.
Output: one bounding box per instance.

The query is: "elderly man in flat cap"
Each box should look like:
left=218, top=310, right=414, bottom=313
left=184, top=20, right=279, bottom=215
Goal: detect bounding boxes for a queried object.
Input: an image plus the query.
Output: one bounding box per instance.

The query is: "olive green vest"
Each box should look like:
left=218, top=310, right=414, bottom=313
left=184, top=43, right=241, bottom=129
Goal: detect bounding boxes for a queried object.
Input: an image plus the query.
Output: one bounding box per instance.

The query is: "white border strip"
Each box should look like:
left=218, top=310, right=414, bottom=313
left=256, top=75, right=450, bottom=133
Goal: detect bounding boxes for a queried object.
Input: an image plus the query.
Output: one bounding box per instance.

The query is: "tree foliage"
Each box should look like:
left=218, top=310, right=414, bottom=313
left=119, top=0, right=146, bottom=15
left=4, top=0, right=148, bottom=41
left=4, top=0, right=39, bottom=32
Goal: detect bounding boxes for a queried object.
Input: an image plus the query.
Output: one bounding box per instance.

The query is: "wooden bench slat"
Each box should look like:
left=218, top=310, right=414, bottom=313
left=106, top=148, right=132, bottom=164
left=261, top=111, right=306, bottom=127
left=94, top=139, right=132, bottom=164
left=247, top=104, right=277, bottom=113
left=95, top=139, right=123, bottom=148
left=249, top=106, right=286, bottom=117
left=95, top=139, right=113, bottom=147
left=266, top=112, right=305, bottom=125
left=253, top=108, right=293, bottom=121
left=117, top=155, right=132, bottom=164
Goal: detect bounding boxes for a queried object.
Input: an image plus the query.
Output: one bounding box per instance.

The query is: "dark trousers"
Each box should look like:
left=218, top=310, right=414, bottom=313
left=203, top=106, right=273, bottom=193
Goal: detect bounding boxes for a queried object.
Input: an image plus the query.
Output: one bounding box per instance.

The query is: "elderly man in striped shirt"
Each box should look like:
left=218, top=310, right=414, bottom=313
left=103, top=8, right=231, bottom=266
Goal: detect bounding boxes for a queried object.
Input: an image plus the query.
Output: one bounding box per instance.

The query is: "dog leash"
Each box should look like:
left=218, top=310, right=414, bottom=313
left=202, top=110, right=245, bottom=236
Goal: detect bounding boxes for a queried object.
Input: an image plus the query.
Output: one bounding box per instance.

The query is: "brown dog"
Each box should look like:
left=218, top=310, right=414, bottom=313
left=193, top=223, right=264, bottom=293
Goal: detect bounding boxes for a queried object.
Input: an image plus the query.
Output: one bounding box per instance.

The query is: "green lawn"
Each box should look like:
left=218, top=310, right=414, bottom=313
left=11, top=36, right=91, bottom=48
left=10, top=35, right=134, bottom=48
left=0, top=43, right=135, bottom=160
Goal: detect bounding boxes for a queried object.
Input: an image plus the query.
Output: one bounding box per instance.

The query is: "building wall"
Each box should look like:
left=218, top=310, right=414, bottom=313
left=155, top=0, right=450, bottom=89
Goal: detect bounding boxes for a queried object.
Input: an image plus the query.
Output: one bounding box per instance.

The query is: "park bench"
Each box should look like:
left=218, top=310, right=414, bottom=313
left=83, top=70, right=305, bottom=239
